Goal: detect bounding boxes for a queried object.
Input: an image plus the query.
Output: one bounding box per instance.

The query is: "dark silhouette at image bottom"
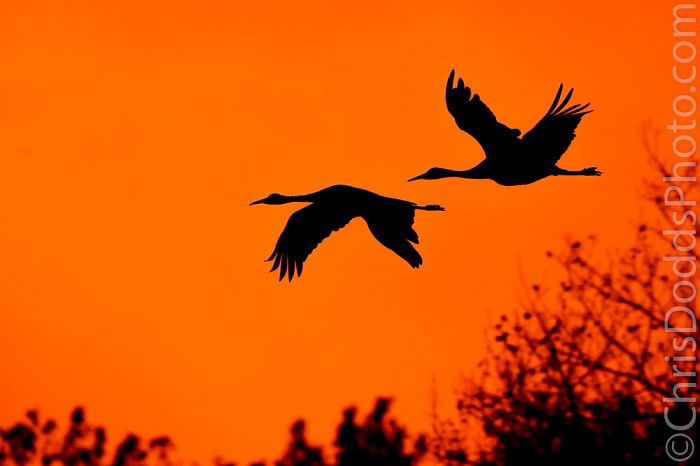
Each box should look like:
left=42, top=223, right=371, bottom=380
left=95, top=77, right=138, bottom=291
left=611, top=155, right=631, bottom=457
left=0, top=400, right=426, bottom=466
left=408, top=69, right=600, bottom=186
left=250, top=185, right=444, bottom=281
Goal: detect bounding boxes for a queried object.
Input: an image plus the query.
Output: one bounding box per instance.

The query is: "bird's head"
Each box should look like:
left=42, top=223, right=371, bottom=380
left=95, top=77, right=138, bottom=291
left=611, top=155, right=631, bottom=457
left=249, top=193, right=287, bottom=205
left=407, top=167, right=450, bottom=182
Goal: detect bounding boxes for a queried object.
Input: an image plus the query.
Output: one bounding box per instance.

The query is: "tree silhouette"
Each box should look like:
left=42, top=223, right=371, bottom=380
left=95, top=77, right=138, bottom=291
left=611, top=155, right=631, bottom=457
left=333, top=399, right=427, bottom=466
left=433, top=126, right=698, bottom=465
left=0, top=407, right=174, bottom=466
left=0, top=401, right=424, bottom=466
left=269, top=398, right=426, bottom=466
left=274, top=420, right=324, bottom=466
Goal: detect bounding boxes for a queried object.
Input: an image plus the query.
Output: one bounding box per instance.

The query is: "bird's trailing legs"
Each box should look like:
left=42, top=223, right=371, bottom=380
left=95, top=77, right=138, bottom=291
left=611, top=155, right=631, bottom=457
left=553, top=166, right=602, bottom=176
left=415, top=204, right=445, bottom=211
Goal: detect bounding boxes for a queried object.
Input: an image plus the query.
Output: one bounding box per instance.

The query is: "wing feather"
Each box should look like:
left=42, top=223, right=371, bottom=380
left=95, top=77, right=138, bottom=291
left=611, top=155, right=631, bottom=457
left=365, top=203, right=423, bottom=268
left=267, top=204, right=355, bottom=281
left=521, top=85, right=592, bottom=166
left=445, top=70, right=521, bottom=158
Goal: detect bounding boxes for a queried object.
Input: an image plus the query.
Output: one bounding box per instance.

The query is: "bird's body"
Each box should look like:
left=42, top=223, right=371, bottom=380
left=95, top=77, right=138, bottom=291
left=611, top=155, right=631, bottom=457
left=408, top=70, right=601, bottom=186
left=434, top=157, right=562, bottom=187
left=250, top=185, right=443, bottom=281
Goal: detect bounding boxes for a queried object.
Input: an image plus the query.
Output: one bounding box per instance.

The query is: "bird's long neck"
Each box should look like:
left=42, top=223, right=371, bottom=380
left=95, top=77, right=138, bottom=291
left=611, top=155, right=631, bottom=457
left=437, top=166, right=490, bottom=179
left=280, top=193, right=315, bottom=203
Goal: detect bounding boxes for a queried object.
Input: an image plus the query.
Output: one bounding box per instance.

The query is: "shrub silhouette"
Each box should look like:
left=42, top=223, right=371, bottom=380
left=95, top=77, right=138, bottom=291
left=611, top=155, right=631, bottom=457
left=261, top=398, right=425, bottom=466
left=0, top=407, right=174, bottom=466
left=274, top=419, right=324, bottom=466
left=0, top=401, right=425, bottom=466
left=333, top=399, right=426, bottom=466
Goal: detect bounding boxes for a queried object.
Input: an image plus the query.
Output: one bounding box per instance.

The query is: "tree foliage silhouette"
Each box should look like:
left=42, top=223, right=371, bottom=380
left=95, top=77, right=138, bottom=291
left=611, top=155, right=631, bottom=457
left=433, top=126, right=698, bottom=465
left=0, top=407, right=174, bottom=466
left=333, top=399, right=427, bottom=466
left=0, top=401, right=425, bottom=466
left=269, top=398, right=426, bottom=466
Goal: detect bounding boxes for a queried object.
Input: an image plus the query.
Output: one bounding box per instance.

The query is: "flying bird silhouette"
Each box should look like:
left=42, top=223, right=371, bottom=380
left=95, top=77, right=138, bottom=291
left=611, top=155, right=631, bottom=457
left=408, top=70, right=600, bottom=186
left=250, top=185, right=444, bottom=281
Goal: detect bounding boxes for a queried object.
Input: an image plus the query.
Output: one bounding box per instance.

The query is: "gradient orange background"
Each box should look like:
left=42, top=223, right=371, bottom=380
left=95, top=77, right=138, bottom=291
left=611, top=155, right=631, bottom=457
left=0, top=1, right=677, bottom=463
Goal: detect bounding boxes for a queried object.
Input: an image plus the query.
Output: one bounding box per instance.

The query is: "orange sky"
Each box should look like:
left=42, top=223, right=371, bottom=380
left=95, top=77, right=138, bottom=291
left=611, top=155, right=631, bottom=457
left=0, top=1, right=679, bottom=463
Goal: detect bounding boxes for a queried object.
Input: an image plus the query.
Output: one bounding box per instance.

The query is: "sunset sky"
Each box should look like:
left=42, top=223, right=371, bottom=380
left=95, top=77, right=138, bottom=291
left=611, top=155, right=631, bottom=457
left=0, top=1, right=678, bottom=463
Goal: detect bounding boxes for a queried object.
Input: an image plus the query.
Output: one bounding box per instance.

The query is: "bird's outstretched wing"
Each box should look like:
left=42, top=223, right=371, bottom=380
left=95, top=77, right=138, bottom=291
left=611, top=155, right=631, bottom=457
left=364, top=204, right=423, bottom=268
left=521, top=84, right=592, bottom=166
left=267, top=203, right=355, bottom=281
left=446, top=70, right=521, bottom=157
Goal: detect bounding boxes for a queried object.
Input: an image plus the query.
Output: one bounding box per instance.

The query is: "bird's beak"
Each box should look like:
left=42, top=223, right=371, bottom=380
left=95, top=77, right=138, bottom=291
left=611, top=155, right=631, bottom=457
left=249, top=198, right=265, bottom=205
left=407, top=174, right=425, bottom=182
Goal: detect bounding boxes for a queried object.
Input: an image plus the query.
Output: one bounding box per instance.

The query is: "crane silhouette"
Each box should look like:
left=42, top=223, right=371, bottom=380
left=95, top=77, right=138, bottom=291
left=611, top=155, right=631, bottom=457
left=250, top=185, right=444, bottom=281
left=408, top=70, right=600, bottom=186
